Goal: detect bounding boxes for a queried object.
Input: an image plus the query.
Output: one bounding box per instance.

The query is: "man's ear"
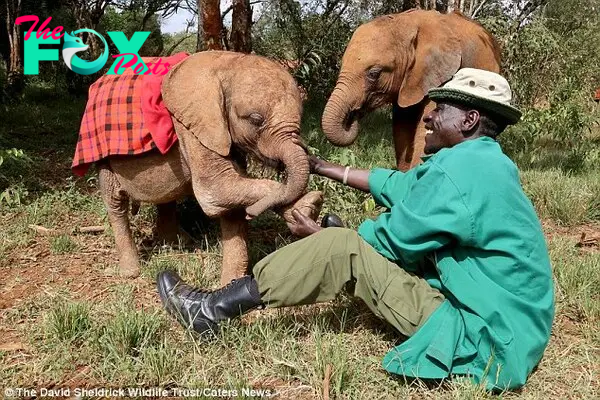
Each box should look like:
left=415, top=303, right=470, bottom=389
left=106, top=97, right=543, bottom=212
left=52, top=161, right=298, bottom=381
left=463, top=110, right=480, bottom=133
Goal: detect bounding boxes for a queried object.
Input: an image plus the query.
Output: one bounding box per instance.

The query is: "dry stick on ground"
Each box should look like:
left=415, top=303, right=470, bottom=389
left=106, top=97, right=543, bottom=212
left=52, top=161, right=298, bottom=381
left=28, top=224, right=58, bottom=235
left=323, top=364, right=332, bottom=400
left=28, top=224, right=105, bottom=235
left=78, top=225, right=105, bottom=234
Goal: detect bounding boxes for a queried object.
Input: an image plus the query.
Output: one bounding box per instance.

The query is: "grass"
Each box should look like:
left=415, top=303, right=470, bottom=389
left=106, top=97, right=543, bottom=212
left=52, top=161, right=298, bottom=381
left=521, top=169, right=600, bottom=225
left=548, top=236, right=600, bottom=325
left=1, top=86, right=599, bottom=398
left=50, top=234, right=78, bottom=254
left=45, top=301, right=91, bottom=344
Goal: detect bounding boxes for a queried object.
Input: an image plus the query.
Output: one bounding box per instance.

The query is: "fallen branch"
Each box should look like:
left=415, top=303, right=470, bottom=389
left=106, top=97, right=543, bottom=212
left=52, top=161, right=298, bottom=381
left=28, top=224, right=105, bottom=236
left=78, top=225, right=105, bottom=234
left=28, top=224, right=59, bottom=235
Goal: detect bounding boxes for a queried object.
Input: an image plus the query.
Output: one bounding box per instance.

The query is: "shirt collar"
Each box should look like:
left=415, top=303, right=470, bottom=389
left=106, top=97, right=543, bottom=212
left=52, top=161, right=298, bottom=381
left=420, top=136, right=496, bottom=162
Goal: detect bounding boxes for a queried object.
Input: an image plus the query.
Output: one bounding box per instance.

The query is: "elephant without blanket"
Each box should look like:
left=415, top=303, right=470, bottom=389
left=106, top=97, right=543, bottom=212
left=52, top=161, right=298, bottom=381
left=94, top=51, right=322, bottom=285
left=322, top=9, right=501, bottom=171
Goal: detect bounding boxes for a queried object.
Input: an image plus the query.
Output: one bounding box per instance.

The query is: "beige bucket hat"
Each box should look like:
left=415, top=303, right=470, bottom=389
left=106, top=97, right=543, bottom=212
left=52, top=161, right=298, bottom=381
left=427, top=68, right=522, bottom=124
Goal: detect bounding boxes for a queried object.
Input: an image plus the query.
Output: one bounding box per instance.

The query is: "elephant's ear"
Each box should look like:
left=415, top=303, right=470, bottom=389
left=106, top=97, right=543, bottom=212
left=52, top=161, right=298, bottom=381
left=397, top=25, right=462, bottom=108
left=162, top=58, right=231, bottom=157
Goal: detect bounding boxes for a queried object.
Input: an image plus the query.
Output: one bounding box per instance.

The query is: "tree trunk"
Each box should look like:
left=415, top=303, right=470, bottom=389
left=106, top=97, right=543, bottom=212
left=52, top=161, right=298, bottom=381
left=447, top=0, right=456, bottom=12
left=196, top=0, right=204, bottom=51
left=69, top=1, right=109, bottom=59
left=230, top=0, right=252, bottom=53
left=198, top=0, right=223, bottom=51
left=403, top=0, right=420, bottom=11
left=437, top=0, right=449, bottom=12
left=5, top=0, right=24, bottom=93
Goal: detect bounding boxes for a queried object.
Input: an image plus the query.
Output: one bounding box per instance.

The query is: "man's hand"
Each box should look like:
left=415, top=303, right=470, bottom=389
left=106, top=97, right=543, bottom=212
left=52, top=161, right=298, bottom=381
left=309, top=155, right=326, bottom=174
left=288, top=209, right=322, bottom=238
left=289, top=133, right=328, bottom=175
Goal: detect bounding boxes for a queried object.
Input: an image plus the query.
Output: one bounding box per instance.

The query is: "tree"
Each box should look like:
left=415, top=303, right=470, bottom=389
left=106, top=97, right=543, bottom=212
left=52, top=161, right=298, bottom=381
left=101, top=5, right=166, bottom=56
left=229, top=0, right=252, bottom=53
left=196, top=0, right=223, bottom=50
left=114, top=0, right=183, bottom=30
left=64, top=1, right=113, bottom=58
left=3, top=0, right=24, bottom=93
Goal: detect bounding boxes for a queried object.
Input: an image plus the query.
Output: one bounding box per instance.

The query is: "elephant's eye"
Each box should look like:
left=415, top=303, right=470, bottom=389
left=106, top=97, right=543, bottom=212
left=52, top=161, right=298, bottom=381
left=367, top=67, right=382, bottom=81
left=248, top=113, right=264, bottom=126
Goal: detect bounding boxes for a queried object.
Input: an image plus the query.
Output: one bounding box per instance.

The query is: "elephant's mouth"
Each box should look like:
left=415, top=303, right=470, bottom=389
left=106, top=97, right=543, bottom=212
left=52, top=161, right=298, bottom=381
left=261, top=156, right=285, bottom=171
left=245, top=152, right=286, bottom=181
left=345, top=108, right=367, bottom=130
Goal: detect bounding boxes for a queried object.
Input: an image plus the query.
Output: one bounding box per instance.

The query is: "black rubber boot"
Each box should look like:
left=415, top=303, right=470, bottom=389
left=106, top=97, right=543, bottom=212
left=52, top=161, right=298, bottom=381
left=321, top=213, right=345, bottom=228
left=157, top=270, right=263, bottom=335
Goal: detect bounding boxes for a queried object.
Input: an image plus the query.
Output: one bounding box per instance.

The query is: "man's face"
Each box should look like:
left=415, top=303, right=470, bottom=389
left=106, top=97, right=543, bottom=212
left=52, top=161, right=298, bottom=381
left=422, top=102, right=473, bottom=155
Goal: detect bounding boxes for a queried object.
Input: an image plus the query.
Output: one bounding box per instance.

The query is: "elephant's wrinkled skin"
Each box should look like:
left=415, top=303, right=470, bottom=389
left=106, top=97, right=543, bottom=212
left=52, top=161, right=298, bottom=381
left=98, top=51, right=322, bottom=285
left=322, top=9, right=501, bottom=171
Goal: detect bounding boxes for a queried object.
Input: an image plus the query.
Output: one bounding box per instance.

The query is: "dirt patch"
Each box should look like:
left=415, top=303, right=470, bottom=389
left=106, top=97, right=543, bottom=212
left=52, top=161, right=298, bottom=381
left=1, top=222, right=163, bottom=311
left=542, top=220, right=600, bottom=251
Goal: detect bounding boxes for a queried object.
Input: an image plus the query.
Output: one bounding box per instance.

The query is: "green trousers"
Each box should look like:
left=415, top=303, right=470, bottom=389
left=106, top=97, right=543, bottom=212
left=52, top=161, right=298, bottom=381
left=253, top=228, right=444, bottom=336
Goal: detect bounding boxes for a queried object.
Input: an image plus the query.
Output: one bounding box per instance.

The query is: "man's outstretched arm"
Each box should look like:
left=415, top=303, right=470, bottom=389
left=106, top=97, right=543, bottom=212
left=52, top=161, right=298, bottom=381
left=310, top=156, right=371, bottom=192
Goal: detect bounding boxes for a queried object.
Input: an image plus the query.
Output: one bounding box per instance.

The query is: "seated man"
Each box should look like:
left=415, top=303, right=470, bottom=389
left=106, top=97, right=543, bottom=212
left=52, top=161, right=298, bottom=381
left=156, top=68, right=554, bottom=391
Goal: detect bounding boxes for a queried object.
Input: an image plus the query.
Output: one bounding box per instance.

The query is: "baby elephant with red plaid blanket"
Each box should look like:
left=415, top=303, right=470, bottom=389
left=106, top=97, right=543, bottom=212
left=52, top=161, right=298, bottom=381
left=79, top=51, right=323, bottom=285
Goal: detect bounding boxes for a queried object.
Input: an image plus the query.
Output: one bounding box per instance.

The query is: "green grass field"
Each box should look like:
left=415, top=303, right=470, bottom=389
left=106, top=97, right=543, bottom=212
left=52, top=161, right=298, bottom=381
left=0, top=86, right=598, bottom=399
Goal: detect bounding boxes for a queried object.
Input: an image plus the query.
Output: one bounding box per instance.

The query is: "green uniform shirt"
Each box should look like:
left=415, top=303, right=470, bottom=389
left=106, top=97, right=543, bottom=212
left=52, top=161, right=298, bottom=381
left=357, top=137, right=554, bottom=390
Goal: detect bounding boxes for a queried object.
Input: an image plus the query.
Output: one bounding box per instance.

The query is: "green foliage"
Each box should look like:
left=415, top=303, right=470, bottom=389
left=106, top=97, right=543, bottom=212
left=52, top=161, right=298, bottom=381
left=480, top=0, right=600, bottom=172
left=0, top=182, right=29, bottom=208
left=500, top=101, right=599, bottom=172
left=50, top=234, right=78, bottom=254
left=162, top=31, right=197, bottom=55
left=100, top=6, right=165, bottom=56
left=520, top=169, right=600, bottom=225
left=253, top=0, right=356, bottom=99
left=0, top=148, right=28, bottom=168
left=0, top=148, right=31, bottom=207
left=549, top=236, right=600, bottom=323
left=45, top=301, right=92, bottom=344
left=98, top=307, right=165, bottom=360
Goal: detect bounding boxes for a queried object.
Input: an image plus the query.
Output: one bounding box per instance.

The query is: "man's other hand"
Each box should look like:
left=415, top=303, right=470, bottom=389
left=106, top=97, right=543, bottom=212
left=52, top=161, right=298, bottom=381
left=289, top=209, right=322, bottom=238
left=309, top=155, right=326, bottom=174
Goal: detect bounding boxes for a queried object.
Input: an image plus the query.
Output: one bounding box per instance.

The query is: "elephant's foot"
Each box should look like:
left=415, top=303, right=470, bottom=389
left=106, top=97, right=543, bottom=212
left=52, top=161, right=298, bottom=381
left=280, top=190, right=324, bottom=230
left=117, top=251, right=141, bottom=278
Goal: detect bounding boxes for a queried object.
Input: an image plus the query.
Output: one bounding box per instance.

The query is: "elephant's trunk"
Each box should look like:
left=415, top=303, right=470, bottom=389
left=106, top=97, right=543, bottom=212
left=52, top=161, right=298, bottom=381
left=245, top=140, right=309, bottom=218
left=322, top=84, right=361, bottom=147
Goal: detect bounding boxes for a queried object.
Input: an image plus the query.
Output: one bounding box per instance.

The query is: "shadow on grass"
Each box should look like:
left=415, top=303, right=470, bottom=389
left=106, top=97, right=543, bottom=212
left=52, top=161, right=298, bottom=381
left=0, top=85, right=88, bottom=200
left=188, top=295, right=403, bottom=345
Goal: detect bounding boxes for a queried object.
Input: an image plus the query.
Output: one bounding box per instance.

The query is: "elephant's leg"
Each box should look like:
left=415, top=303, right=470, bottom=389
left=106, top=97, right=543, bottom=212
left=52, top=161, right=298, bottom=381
left=219, top=210, right=249, bottom=286
left=194, top=175, right=287, bottom=218
left=175, top=121, right=308, bottom=219
left=156, top=201, right=179, bottom=244
left=392, top=100, right=434, bottom=172
left=98, top=166, right=140, bottom=278
left=183, top=148, right=289, bottom=218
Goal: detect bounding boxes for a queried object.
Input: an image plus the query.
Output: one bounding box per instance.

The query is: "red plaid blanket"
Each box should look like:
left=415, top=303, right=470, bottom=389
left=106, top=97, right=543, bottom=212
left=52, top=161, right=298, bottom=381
left=72, top=53, right=189, bottom=176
